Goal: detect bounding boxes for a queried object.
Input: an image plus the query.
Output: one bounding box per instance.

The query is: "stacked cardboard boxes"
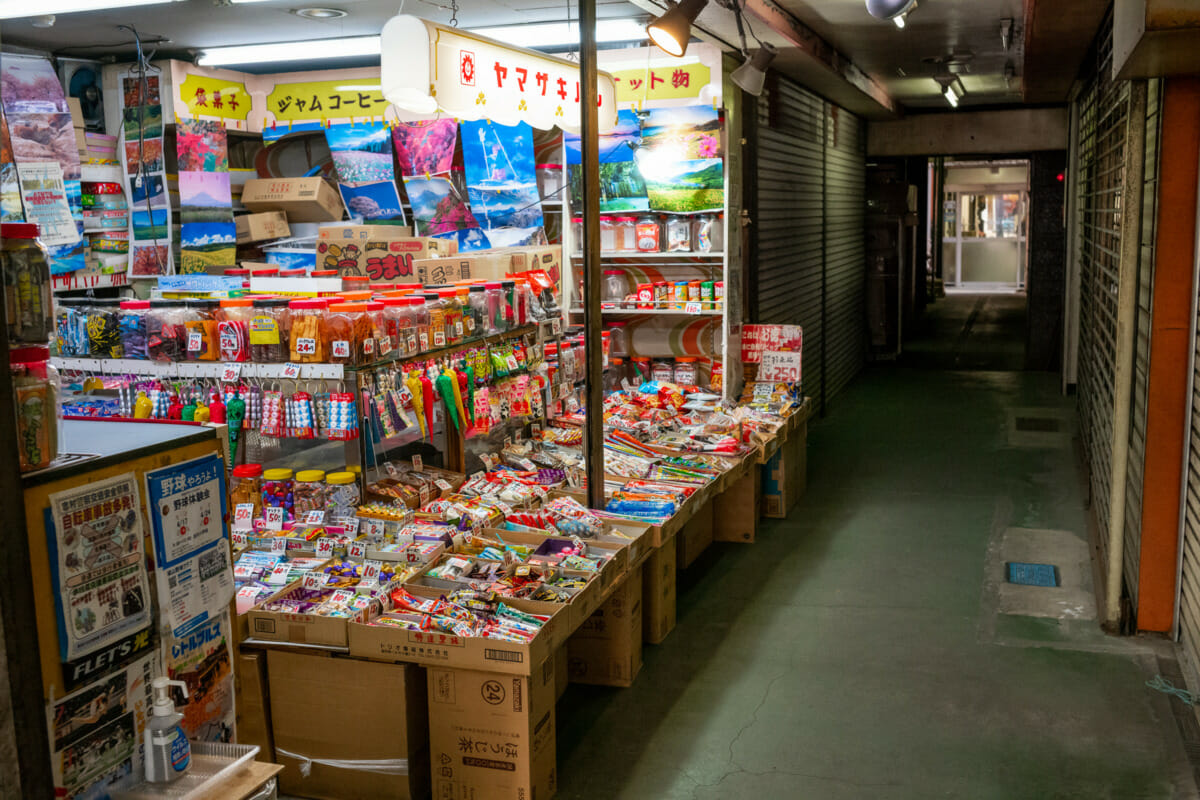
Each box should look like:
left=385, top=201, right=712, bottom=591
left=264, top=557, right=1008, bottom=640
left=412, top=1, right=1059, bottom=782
left=567, top=566, right=643, bottom=687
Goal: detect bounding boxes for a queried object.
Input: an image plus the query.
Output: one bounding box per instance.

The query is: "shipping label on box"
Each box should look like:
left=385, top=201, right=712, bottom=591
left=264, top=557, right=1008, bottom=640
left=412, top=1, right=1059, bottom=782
left=242, top=177, right=344, bottom=223
left=236, top=210, right=291, bottom=244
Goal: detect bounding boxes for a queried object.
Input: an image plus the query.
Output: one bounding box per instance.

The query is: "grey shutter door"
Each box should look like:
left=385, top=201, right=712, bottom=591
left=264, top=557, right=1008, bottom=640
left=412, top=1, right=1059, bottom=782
left=823, top=108, right=867, bottom=404
left=1179, top=307, right=1200, bottom=677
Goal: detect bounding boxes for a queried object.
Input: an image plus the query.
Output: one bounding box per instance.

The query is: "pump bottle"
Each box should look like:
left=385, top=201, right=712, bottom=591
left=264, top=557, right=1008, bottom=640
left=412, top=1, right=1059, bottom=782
left=144, top=678, right=190, bottom=783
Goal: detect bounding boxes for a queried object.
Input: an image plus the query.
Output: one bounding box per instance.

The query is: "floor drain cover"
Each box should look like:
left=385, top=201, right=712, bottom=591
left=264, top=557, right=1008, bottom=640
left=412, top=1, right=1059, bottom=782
left=1007, top=562, right=1059, bottom=587
left=1015, top=417, right=1061, bottom=433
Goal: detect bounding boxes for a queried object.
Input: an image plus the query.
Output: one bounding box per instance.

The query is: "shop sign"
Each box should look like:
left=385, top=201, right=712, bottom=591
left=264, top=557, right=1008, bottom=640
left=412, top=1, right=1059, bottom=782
left=177, top=72, right=251, bottom=121
left=740, top=324, right=802, bottom=363
left=611, top=62, right=712, bottom=103
left=266, top=78, right=387, bottom=122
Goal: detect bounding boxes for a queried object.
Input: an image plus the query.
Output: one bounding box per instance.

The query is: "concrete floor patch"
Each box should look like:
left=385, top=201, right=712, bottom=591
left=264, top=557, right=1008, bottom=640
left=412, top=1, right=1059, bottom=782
left=1006, top=407, right=1074, bottom=449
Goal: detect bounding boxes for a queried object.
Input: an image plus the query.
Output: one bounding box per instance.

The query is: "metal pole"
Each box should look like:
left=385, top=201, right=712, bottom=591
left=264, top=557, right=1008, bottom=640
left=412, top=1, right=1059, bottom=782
left=579, top=0, right=604, bottom=509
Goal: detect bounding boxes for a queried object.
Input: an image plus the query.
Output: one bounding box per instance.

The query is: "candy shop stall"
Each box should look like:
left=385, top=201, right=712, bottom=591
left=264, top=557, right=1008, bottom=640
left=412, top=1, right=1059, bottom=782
left=0, top=13, right=809, bottom=800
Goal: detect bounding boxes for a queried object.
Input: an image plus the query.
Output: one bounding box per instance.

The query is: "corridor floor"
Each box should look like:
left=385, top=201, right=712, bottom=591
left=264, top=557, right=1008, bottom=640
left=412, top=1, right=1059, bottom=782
left=902, top=293, right=1029, bottom=371
left=555, top=368, right=1198, bottom=799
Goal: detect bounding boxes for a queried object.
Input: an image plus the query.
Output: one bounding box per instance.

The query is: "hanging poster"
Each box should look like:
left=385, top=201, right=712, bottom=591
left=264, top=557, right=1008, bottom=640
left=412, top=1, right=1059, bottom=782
left=16, top=162, right=79, bottom=246
left=402, top=173, right=479, bottom=235
left=338, top=180, right=405, bottom=221
left=47, top=652, right=157, bottom=800
left=0, top=108, right=22, bottom=222
left=46, top=472, right=153, bottom=663
left=565, top=109, right=649, bottom=213
left=433, top=226, right=492, bottom=252
left=145, top=454, right=234, bottom=639
left=392, top=118, right=458, bottom=177
left=166, top=611, right=236, bottom=742
left=636, top=105, right=723, bottom=213
left=460, top=119, right=544, bottom=247
left=176, top=118, right=228, bottom=172
left=325, top=121, right=405, bottom=222
left=178, top=171, right=235, bottom=274
left=120, top=67, right=174, bottom=277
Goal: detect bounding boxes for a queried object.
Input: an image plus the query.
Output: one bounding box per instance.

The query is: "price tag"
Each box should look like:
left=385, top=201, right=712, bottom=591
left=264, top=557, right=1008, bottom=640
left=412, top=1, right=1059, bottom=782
left=503, top=435, right=513, bottom=447
left=684, top=301, right=703, bottom=315
left=433, top=330, right=446, bottom=347
left=315, top=538, right=336, bottom=557
left=566, top=466, right=582, bottom=488
left=407, top=547, right=424, bottom=563
left=361, top=518, right=386, bottom=541
left=559, top=383, right=570, bottom=400
left=758, top=350, right=802, bottom=384
left=187, top=331, right=202, bottom=352
left=304, top=510, right=325, bottom=525
left=434, top=479, right=452, bottom=492
left=334, top=516, right=359, bottom=531
left=232, top=503, right=254, bottom=531
left=412, top=454, right=424, bottom=472
left=505, top=354, right=520, bottom=371
left=552, top=317, right=563, bottom=335
left=348, top=541, right=367, bottom=559
left=419, top=485, right=431, bottom=505
left=363, top=337, right=375, bottom=355
left=233, top=563, right=257, bottom=580
left=454, top=320, right=463, bottom=338
left=264, top=506, right=285, bottom=531
left=384, top=461, right=399, bottom=477
left=231, top=531, right=247, bottom=548
left=329, top=588, right=355, bottom=606
left=480, top=454, right=494, bottom=470
left=282, top=362, right=302, bottom=379
left=236, top=585, right=263, bottom=602
left=418, top=331, right=429, bottom=351
left=332, top=340, right=350, bottom=359
left=566, top=396, right=580, bottom=413
left=350, top=593, right=374, bottom=609
left=295, top=337, right=317, bottom=356
left=220, top=363, right=241, bottom=382
left=270, top=537, right=288, bottom=554
left=302, top=571, right=328, bottom=590
left=362, top=560, right=383, bottom=581
left=266, top=563, right=291, bottom=585
left=531, top=423, right=542, bottom=438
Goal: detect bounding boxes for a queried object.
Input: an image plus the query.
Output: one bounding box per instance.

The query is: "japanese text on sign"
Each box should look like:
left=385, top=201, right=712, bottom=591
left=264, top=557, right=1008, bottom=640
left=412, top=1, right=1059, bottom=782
left=740, top=324, right=803, bottom=364
left=178, top=73, right=251, bottom=121
left=610, top=62, right=712, bottom=103
left=267, top=78, right=386, bottom=122
left=758, top=351, right=802, bottom=384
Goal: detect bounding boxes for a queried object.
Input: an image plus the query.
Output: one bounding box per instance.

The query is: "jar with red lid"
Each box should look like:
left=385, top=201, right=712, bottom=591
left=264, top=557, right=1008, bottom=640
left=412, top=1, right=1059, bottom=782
left=224, top=268, right=249, bottom=277
left=279, top=268, right=306, bottom=278
left=288, top=298, right=325, bottom=362
left=251, top=267, right=279, bottom=280
left=484, top=282, right=506, bottom=335
left=250, top=297, right=291, bottom=362
left=1, top=223, right=53, bottom=346
left=230, top=463, right=263, bottom=516
left=311, top=269, right=338, bottom=279
left=365, top=301, right=387, bottom=360
left=118, top=300, right=150, bottom=359
left=342, top=275, right=371, bottom=293
left=10, top=345, right=58, bottom=471
left=325, top=303, right=370, bottom=365
left=410, top=295, right=430, bottom=353
left=605, top=321, right=628, bottom=357
left=635, top=215, right=661, bottom=252
left=438, top=289, right=463, bottom=345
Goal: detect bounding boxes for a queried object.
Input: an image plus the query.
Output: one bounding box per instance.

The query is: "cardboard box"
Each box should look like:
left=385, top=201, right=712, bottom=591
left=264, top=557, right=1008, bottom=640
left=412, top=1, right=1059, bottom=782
left=246, top=584, right=371, bottom=647
left=643, top=543, right=676, bottom=645
left=236, top=210, right=291, bottom=244
left=235, top=651, right=274, bottom=761
left=677, top=499, right=714, bottom=569
left=74, top=128, right=87, bottom=156
left=567, top=566, right=643, bottom=687
left=714, top=467, right=760, bottom=543
left=428, top=662, right=556, bottom=800
left=762, top=418, right=807, bottom=518
left=68, top=97, right=85, bottom=130
left=506, top=244, right=563, bottom=285
left=412, top=250, right=513, bottom=285
left=554, top=647, right=568, bottom=702
left=349, top=585, right=567, bottom=675
left=317, top=225, right=454, bottom=281
left=269, top=651, right=429, bottom=800
left=242, top=177, right=344, bottom=223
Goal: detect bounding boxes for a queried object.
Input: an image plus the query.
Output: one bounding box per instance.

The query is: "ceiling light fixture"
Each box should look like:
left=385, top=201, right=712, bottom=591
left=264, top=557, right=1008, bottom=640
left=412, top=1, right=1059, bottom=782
left=864, top=0, right=916, bottom=23
left=647, top=0, right=708, bottom=58
left=893, top=14, right=905, bottom=28
left=1000, top=18, right=1013, bottom=51
left=935, top=75, right=965, bottom=108
left=731, top=43, right=776, bottom=96
left=293, top=8, right=348, bottom=19
left=0, top=0, right=184, bottom=18
left=197, top=35, right=380, bottom=66
left=468, top=19, right=647, bottom=48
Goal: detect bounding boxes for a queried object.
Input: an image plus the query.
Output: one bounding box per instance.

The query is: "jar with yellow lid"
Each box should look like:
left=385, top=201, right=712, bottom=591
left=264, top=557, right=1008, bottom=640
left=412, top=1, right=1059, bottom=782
left=294, top=470, right=328, bottom=516
left=325, top=470, right=361, bottom=521
left=262, top=468, right=295, bottom=520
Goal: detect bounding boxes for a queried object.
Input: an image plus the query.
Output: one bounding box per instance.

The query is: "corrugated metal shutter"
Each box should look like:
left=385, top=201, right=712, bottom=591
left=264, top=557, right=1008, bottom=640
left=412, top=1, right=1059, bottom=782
left=1179, top=300, right=1200, bottom=677
left=754, top=75, right=865, bottom=410
left=823, top=108, right=866, bottom=403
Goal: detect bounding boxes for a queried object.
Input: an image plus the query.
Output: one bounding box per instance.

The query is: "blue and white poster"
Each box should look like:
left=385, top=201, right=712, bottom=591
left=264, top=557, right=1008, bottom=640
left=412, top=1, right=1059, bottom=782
left=145, top=454, right=233, bottom=639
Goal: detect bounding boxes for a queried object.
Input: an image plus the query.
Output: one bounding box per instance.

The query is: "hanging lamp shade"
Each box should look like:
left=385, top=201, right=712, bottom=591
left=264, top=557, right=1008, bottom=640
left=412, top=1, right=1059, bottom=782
left=731, top=44, right=777, bottom=96
left=646, top=0, right=708, bottom=57
left=381, top=14, right=618, bottom=133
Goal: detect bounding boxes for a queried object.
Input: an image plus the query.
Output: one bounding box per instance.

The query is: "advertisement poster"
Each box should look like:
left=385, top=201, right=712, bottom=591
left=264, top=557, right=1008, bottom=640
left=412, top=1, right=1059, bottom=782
left=0, top=108, right=23, bottom=222
left=16, top=162, right=79, bottom=246
left=145, top=455, right=233, bottom=638
left=166, top=612, right=235, bottom=742
left=47, top=473, right=153, bottom=663
left=48, top=653, right=157, bottom=800
left=740, top=324, right=803, bottom=363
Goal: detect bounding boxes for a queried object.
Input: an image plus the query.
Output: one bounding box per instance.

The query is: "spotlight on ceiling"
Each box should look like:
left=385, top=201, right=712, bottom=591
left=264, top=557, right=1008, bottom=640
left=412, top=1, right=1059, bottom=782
left=865, top=0, right=916, bottom=23
left=647, top=0, right=708, bottom=57
left=731, top=43, right=776, bottom=96
left=935, top=75, right=965, bottom=108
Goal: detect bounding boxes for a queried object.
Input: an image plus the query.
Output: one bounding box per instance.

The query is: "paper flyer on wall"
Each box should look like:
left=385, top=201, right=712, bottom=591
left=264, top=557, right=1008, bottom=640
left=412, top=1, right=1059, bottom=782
left=166, top=612, right=236, bottom=742
left=46, top=472, right=153, bottom=664
left=16, top=162, right=80, bottom=246
left=118, top=68, right=174, bottom=277
left=145, top=454, right=234, bottom=639
left=47, top=652, right=158, bottom=800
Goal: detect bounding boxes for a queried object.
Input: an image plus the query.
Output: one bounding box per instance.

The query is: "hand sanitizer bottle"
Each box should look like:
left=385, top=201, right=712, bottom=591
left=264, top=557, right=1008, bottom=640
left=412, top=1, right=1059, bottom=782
left=144, top=678, right=190, bottom=783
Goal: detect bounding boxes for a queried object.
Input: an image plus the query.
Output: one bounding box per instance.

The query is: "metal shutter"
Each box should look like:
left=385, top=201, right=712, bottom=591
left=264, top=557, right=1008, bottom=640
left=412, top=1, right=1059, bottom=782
left=1178, top=299, right=1200, bottom=678
left=754, top=75, right=865, bottom=410
left=823, top=108, right=866, bottom=404
left=755, top=77, right=826, bottom=403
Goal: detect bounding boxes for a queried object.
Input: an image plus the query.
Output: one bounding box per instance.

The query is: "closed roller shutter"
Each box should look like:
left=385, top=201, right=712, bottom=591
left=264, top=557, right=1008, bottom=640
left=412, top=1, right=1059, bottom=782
left=824, top=109, right=867, bottom=404
left=1179, top=313, right=1200, bottom=678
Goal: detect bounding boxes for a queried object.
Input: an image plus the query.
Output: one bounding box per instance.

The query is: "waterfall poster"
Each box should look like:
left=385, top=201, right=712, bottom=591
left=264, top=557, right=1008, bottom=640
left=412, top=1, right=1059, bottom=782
left=460, top=119, right=544, bottom=247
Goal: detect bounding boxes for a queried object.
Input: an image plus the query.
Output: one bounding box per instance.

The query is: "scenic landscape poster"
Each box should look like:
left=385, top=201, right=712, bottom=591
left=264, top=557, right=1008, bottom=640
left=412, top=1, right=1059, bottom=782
left=393, top=118, right=457, bottom=177
left=122, top=105, right=163, bottom=140
left=460, top=119, right=543, bottom=242
left=176, top=119, right=228, bottom=172
left=326, top=122, right=395, bottom=184
left=178, top=171, right=234, bottom=272
left=338, top=180, right=405, bottom=222
left=403, top=174, right=479, bottom=235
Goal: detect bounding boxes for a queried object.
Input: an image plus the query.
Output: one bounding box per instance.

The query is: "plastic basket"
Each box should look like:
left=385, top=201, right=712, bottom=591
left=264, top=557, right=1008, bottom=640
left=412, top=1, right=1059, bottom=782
left=112, top=741, right=260, bottom=799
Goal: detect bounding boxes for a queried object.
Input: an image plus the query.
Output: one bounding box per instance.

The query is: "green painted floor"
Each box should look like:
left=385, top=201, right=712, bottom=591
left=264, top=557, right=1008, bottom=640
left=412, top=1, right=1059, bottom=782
left=555, top=367, right=1197, bottom=799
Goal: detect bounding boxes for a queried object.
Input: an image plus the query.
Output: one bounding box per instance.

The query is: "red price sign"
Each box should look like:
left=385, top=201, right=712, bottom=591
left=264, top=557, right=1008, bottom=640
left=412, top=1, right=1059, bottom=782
left=305, top=510, right=325, bottom=525
left=295, top=337, right=317, bottom=356
left=362, top=559, right=383, bottom=581
left=348, top=541, right=367, bottom=559
left=316, top=538, right=335, bottom=557
left=283, top=362, right=302, bottom=379
left=758, top=351, right=802, bottom=383
left=231, top=531, right=247, bottom=548
left=302, top=571, right=327, bottom=590
left=264, top=506, right=285, bottom=531
left=220, top=363, right=241, bottom=382
left=266, top=563, right=291, bottom=584
left=270, top=536, right=288, bottom=554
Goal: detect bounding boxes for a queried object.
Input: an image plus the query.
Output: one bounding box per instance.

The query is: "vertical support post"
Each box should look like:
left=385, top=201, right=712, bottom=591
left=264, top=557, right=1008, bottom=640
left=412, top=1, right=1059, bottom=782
left=578, top=0, right=604, bottom=509
left=1063, top=93, right=1084, bottom=392
left=1104, top=80, right=1148, bottom=631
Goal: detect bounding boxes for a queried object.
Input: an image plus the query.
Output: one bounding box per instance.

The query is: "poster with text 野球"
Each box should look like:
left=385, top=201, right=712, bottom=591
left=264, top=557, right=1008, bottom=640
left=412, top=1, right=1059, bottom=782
left=47, top=652, right=157, bottom=800
left=460, top=119, right=545, bottom=248
left=166, top=612, right=235, bottom=742
left=47, top=472, right=153, bottom=663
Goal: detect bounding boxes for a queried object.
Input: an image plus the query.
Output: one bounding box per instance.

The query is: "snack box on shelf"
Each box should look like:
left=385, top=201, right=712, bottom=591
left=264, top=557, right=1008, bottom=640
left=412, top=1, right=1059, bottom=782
left=482, top=526, right=629, bottom=593
left=245, top=567, right=397, bottom=647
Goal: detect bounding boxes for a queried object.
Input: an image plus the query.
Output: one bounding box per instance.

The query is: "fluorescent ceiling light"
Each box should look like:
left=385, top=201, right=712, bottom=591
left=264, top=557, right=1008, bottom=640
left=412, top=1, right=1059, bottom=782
left=197, top=35, right=381, bottom=67
left=0, top=0, right=183, bottom=18
left=468, top=18, right=647, bottom=48
left=893, top=14, right=905, bottom=28
left=943, top=86, right=959, bottom=107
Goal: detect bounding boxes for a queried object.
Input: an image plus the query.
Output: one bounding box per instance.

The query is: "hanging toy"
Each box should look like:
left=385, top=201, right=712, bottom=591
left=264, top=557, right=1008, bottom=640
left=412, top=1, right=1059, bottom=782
left=327, top=391, right=360, bottom=441
left=193, top=399, right=211, bottom=424
left=226, top=392, right=246, bottom=464
left=447, top=366, right=467, bottom=431
left=209, top=389, right=227, bottom=424
left=419, top=372, right=435, bottom=439
left=406, top=371, right=427, bottom=440
left=261, top=389, right=284, bottom=437
left=435, top=369, right=462, bottom=432
left=167, top=393, right=184, bottom=421
left=133, top=391, right=153, bottom=419
left=181, top=398, right=197, bottom=422
left=291, top=392, right=316, bottom=439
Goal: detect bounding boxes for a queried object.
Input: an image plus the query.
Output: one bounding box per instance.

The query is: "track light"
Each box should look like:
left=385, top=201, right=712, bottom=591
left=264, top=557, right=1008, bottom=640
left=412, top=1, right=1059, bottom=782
left=865, top=0, right=916, bottom=22
left=647, top=0, right=708, bottom=57
left=732, top=43, right=776, bottom=96
left=935, top=75, right=964, bottom=108
left=893, top=14, right=906, bottom=28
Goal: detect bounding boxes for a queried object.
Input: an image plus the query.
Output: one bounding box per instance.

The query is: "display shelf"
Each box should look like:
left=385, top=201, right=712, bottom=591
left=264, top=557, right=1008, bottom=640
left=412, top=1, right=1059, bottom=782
left=51, top=270, right=129, bottom=292
left=80, top=163, right=124, bottom=183
left=570, top=251, right=725, bottom=259
left=568, top=306, right=723, bottom=317
left=52, top=358, right=347, bottom=381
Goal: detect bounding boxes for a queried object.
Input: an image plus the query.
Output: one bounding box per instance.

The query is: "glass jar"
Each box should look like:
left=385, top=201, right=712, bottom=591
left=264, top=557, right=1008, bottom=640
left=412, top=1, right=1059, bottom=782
left=600, top=217, right=616, bottom=252
left=251, top=268, right=279, bottom=281
left=674, top=357, right=698, bottom=386
left=466, top=285, right=487, bottom=339
left=571, top=217, right=583, bottom=255
left=230, top=464, right=263, bottom=517
left=602, top=270, right=628, bottom=310
left=630, top=356, right=651, bottom=385
left=484, top=282, right=505, bottom=334
left=411, top=295, right=431, bottom=352
left=342, top=275, right=371, bottom=293
left=666, top=215, right=692, bottom=252
left=10, top=345, right=58, bottom=472
left=536, top=163, right=563, bottom=199
left=288, top=299, right=326, bottom=363
left=118, top=299, right=150, bottom=359
left=262, top=468, right=295, bottom=521
left=56, top=299, right=91, bottom=356
left=1, top=224, right=53, bottom=346
left=419, top=292, right=444, bottom=349
left=325, top=302, right=369, bottom=365
left=184, top=299, right=219, bottom=361
left=325, top=471, right=361, bottom=521
left=710, top=359, right=723, bottom=392
left=146, top=299, right=183, bottom=362
left=441, top=289, right=464, bottom=344
left=87, top=299, right=123, bottom=358
left=365, top=300, right=387, bottom=360
left=250, top=297, right=291, bottom=363
left=604, top=357, right=624, bottom=392
left=217, top=299, right=253, bottom=362
left=692, top=214, right=721, bottom=252
left=293, top=469, right=328, bottom=516
left=635, top=215, right=661, bottom=253
left=614, top=216, right=637, bottom=252
left=651, top=358, right=674, bottom=383
left=500, top=281, right=518, bottom=330
left=606, top=321, right=628, bottom=357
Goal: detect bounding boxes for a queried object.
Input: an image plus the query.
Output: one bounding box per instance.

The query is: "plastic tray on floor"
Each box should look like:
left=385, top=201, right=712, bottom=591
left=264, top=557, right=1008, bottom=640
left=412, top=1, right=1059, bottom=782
left=112, top=741, right=260, bottom=799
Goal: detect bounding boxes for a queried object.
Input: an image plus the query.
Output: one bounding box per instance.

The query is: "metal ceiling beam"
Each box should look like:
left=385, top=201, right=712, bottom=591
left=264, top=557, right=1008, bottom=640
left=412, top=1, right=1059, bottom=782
left=1022, top=0, right=1108, bottom=103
